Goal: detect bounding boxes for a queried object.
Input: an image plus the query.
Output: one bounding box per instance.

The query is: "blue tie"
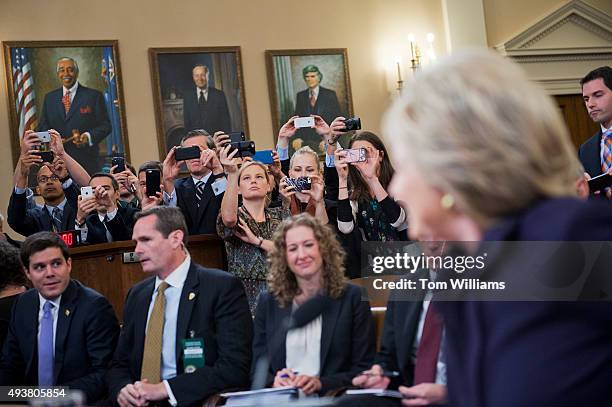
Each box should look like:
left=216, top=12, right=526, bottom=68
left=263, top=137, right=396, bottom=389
left=38, top=301, right=54, bottom=386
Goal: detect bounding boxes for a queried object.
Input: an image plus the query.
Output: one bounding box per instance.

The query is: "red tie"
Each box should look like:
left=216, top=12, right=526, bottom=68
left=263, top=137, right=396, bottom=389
left=601, top=130, right=612, bottom=173
left=62, top=91, right=71, bottom=115
left=309, top=90, right=316, bottom=108
left=413, top=302, right=443, bottom=384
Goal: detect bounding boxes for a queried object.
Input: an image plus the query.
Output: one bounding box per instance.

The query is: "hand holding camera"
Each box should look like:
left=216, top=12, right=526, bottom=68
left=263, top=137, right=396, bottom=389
left=354, top=148, right=380, bottom=181
left=219, top=145, right=240, bottom=174
left=19, top=150, right=43, bottom=174
left=277, top=116, right=300, bottom=149
left=311, top=115, right=331, bottom=137
left=76, top=193, right=97, bottom=225
left=334, top=149, right=350, bottom=182
left=20, top=130, right=42, bottom=155
left=162, top=147, right=183, bottom=183
left=213, top=131, right=231, bottom=151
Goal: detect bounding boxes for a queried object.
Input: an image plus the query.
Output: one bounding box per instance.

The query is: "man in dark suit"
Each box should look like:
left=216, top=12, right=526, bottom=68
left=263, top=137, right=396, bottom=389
left=108, top=206, right=252, bottom=407
left=0, top=232, right=119, bottom=404
left=293, top=65, right=343, bottom=153
left=37, top=57, right=111, bottom=175
left=75, top=173, right=138, bottom=244
left=182, top=65, right=231, bottom=134
left=162, top=130, right=226, bottom=235
left=578, top=66, right=612, bottom=178
left=8, top=151, right=79, bottom=238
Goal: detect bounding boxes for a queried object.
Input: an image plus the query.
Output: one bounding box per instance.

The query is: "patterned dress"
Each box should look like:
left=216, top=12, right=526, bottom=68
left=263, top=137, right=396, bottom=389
left=217, top=206, right=291, bottom=315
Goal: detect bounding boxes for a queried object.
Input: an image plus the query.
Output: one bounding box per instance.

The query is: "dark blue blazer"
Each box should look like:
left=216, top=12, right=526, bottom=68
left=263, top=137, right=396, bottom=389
left=37, top=84, right=111, bottom=174
left=253, top=284, right=375, bottom=394
left=183, top=87, right=231, bottom=134
left=174, top=176, right=223, bottom=235
left=107, top=262, right=253, bottom=407
left=7, top=183, right=79, bottom=237
left=82, top=205, right=138, bottom=244
left=437, top=198, right=612, bottom=407
left=294, top=86, right=342, bottom=125
left=0, top=280, right=119, bottom=404
left=578, top=130, right=603, bottom=177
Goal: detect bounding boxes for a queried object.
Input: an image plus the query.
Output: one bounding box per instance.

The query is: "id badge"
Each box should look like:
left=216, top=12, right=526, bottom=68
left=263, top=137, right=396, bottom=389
left=212, top=178, right=227, bottom=196
left=181, top=337, right=205, bottom=373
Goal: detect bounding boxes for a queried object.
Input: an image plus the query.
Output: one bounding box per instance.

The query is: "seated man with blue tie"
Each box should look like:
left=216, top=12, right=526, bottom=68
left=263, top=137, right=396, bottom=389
left=108, top=206, right=252, bottom=407
left=0, top=231, right=119, bottom=404
left=75, top=173, right=138, bottom=244
left=162, top=129, right=226, bottom=235
left=8, top=142, right=79, bottom=238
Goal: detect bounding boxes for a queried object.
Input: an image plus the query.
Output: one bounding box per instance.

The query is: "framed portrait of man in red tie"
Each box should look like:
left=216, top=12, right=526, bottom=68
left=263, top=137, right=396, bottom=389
left=2, top=40, right=130, bottom=182
left=266, top=48, right=354, bottom=156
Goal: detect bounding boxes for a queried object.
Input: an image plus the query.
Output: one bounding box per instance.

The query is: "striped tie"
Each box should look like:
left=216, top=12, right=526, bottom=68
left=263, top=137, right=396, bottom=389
left=51, top=207, right=62, bottom=232
left=195, top=180, right=205, bottom=207
left=602, top=130, right=612, bottom=173
left=141, top=281, right=169, bottom=384
left=62, top=90, right=71, bottom=115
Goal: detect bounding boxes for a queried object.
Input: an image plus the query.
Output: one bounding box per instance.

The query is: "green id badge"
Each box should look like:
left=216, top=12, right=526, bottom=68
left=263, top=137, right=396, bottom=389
left=181, top=338, right=204, bottom=373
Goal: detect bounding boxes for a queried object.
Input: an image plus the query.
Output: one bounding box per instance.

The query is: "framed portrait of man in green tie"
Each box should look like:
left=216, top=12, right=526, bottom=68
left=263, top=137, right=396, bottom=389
left=265, top=48, right=354, bottom=156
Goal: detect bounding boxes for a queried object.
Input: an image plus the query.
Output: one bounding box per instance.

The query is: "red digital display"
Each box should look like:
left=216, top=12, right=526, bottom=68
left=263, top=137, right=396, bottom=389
left=56, top=230, right=80, bottom=247
left=60, top=232, right=73, bottom=247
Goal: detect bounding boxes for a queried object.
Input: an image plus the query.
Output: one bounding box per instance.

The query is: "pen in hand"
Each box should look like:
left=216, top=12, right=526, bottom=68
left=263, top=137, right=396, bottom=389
left=360, top=369, right=400, bottom=378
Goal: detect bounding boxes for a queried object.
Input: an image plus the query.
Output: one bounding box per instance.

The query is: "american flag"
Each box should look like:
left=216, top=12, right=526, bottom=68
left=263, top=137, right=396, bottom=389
left=12, top=48, right=37, bottom=138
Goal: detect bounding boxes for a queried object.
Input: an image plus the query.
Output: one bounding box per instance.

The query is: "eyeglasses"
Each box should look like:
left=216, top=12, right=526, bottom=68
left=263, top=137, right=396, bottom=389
left=37, top=175, right=60, bottom=183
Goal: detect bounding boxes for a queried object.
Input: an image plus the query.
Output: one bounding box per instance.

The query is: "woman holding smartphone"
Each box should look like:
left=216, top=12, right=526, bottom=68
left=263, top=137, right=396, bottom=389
left=334, top=132, right=408, bottom=242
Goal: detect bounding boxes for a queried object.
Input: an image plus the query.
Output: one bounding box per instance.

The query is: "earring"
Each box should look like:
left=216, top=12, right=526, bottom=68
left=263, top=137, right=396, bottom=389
left=440, top=194, right=455, bottom=210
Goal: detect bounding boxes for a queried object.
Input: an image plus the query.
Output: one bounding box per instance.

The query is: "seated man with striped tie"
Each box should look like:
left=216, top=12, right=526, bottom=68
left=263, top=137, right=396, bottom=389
left=75, top=173, right=139, bottom=244
left=108, top=207, right=252, bottom=407
left=8, top=134, right=80, bottom=237
left=162, top=129, right=226, bottom=235
left=0, top=231, right=119, bottom=404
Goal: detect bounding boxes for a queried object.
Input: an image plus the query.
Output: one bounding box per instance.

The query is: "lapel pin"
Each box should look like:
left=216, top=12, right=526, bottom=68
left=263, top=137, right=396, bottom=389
left=188, top=292, right=196, bottom=301
left=65, top=309, right=70, bottom=316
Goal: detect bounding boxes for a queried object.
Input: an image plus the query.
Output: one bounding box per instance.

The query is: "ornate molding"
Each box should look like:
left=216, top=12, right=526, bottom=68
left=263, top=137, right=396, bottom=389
left=512, top=52, right=612, bottom=63
left=497, top=0, right=612, bottom=52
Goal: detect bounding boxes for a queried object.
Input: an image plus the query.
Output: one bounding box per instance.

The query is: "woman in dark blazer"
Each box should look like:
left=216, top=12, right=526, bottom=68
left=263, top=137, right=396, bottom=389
left=253, top=213, right=375, bottom=395
left=382, top=49, right=612, bottom=407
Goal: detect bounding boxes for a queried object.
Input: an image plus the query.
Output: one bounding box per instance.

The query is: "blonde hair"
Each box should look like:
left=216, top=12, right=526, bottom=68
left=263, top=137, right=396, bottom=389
left=237, top=161, right=270, bottom=186
left=290, top=146, right=321, bottom=172
left=267, top=213, right=347, bottom=308
left=383, top=48, right=580, bottom=228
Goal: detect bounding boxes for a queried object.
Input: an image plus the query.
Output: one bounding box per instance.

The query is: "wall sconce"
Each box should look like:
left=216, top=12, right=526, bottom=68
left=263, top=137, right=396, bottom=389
left=394, top=56, right=403, bottom=92
left=408, top=32, right=436, bottom=72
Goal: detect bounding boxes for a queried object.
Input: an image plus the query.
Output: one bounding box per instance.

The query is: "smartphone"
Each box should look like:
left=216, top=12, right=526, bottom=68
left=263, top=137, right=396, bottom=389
left=285, top=176, right=312, bottom=192
left=34, top=131, right=51, bottom=143
left=587, top=173, right=612, bottom=192
left=294, top=117, right=315, bottom=128
left=228, top=131, right=246, bottom=144
left=145, top=169, right=161, bottom=197
left=80, top=186, right=94, bottom=200
left=252, top=150, right=274, bottom=164
left=343, top=148, right=367, bottom=163
left=111, top=156, right=126, bottom=172
left=34, top=150, right=54, bottom=163
left=174, top=146, right=201, bottom=161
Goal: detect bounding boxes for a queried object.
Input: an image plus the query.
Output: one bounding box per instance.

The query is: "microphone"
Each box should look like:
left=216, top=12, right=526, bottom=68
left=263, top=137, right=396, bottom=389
left=285, top=294, right=331, bottom=330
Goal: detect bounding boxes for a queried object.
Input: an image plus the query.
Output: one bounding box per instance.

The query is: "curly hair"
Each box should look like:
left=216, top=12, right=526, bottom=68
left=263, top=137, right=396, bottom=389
left=0, top=240, right=27, bottom=292
left=266, top=213, right=347, bottom=308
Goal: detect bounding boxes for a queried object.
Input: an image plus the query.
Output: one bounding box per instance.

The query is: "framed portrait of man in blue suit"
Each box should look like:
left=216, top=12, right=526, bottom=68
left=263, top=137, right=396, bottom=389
left=3, top=40, right=129, bottom=178
left=266, top=48, right=354, bottom=156
left=149, top=46, right=249, bottom=158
